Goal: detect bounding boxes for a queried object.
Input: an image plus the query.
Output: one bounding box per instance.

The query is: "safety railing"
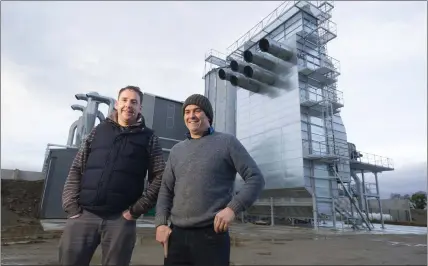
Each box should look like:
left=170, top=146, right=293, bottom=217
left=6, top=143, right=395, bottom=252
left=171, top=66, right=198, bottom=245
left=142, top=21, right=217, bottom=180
left=297, top=50, right=340, bottom=76
left=324, top=87, right=344, bottom=106
left=364, top=183, right=379, bottom=197
left=318, top=19, right=337, bottom=45
left=300, top=86, right=324, bottom=104
left=318, top=1, right=334, bottom=15
left=226, top=1, right=294, bottom=55
left=300, top=84, right=344, bottom=107
left=204, top=49, right=228, bottom=63
left=302, top=139, right=349, bottom=158
left=203, top=49, right=229, bottom=78
left=351, top=151, right=394, bottom=169
left=320, top=52, right=340, bottom=74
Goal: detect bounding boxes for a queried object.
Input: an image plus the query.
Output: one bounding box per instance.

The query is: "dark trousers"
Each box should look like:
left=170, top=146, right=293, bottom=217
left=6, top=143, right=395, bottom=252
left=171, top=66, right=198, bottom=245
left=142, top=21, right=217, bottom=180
left=58, top=209, right=137, bottom=266
left=164, top=224, right=230, bottom=266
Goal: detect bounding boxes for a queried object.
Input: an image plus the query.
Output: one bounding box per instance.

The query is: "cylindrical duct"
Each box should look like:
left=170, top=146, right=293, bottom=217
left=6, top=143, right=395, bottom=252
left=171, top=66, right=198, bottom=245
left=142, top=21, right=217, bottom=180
left=86, top=92, right=116, bottom=116
left=243, top=64, right=276, bottom=85
left=218, top=68, right=234, bottom=82
left=243, top=50, right=276, bottom=71
left=97, top=110, right=105, bottom=122
left=230, top=74, right=263, bottom=93
left=259, top=38, right=294, bottom=62
left=67, top=120, right=79, bottom=147
left=230, top=59, right=247, bottom=74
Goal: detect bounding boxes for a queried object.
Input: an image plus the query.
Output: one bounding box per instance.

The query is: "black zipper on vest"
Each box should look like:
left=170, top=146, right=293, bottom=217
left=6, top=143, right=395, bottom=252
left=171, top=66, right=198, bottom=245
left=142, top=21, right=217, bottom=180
left=92, top=128, right=145, bottom=206
left=92, top=134, right=124, bottom=205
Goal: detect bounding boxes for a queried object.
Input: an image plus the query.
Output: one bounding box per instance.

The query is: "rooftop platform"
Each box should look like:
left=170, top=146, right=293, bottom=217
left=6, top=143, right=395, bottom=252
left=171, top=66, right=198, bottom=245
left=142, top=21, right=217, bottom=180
left=350, top=151, right=394, bottom=173
left=302, top=139, right=349, bottom=162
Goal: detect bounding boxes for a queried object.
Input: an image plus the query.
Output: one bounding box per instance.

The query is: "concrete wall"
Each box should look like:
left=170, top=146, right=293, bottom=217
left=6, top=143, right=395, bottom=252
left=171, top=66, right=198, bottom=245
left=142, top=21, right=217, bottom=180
left=1, top=169, right=43, bottom=181
left=368, top=198, right=411, bottom=210
left=368, top=198, right=412, bottom=222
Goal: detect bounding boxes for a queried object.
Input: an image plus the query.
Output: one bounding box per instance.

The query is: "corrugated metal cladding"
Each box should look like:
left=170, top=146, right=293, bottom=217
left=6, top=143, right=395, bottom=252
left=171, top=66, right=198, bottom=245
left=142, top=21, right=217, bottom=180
left=39, top=148, right=79, bottom=219
left=142, top=93, right=188, bottom=142
left=205, top=69, right=237, bottom=136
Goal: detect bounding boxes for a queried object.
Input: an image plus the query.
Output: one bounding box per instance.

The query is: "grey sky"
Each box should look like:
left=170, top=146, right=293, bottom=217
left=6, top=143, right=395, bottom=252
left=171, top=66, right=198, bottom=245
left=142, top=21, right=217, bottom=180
left=1, top=1, right=426, bottom=196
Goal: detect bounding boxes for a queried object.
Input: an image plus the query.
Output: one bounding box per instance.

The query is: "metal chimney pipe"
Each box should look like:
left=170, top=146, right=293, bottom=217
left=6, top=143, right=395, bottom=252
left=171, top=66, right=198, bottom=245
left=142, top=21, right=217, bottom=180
left=67, top=120, right=79, bottom=146
left=70, top=104, right=86, bottom=147
left=218, top=68, right=235, bottom=82
left=82, top=92, right=101, bottom=139
left=229, top=73, right=264, bottom=93
left=71, top=104, right=85, bottom=112
left=74, top=116, right=84, bottom=147
left=258, top=37, right=296, bottom=63
left=86, top=92, right=116, bottom=117
left=97, top=110, right=105, bottom=122
left=75, top=94, right=88, bottom=101
left=229, top=59, right=249, bottom=75
left=243, top=50, right=276, bottom=71
left=243, top=64, right=276, bottom=85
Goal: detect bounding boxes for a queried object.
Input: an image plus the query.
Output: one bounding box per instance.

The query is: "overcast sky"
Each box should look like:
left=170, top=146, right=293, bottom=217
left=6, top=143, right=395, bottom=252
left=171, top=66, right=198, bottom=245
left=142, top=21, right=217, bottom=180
left=1, top=1, right=426, bottom=197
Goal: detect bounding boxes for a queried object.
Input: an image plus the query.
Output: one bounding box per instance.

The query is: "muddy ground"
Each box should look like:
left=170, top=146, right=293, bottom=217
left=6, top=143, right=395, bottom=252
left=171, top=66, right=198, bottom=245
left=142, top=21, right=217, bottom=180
left=1, top=179, right=427, bottom=265
left=1, top=179, right=58, bottom=241
left=2, top=224, right=427, bottom=265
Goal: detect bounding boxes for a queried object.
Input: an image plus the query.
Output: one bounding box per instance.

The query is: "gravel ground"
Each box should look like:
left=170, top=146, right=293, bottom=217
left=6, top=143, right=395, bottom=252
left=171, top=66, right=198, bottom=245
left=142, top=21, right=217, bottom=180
left=2, top=223, right=426, bottom=265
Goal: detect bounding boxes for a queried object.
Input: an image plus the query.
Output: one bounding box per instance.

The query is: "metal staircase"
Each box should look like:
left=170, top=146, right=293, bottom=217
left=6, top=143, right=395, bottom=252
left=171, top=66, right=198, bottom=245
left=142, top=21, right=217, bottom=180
left=334, top=203, right=362, bottom=230
left=332, top=166, right=373, bottom=230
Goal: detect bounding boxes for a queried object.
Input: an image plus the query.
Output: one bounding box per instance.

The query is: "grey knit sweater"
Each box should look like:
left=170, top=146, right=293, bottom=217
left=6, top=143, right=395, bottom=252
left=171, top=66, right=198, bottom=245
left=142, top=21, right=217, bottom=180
left=155, top=131, right=265, bottom=228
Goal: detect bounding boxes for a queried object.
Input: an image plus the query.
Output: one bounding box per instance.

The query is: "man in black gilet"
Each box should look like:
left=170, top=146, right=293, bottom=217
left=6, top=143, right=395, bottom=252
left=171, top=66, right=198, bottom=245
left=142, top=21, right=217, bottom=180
left=59, top=86, right=166, bottom=266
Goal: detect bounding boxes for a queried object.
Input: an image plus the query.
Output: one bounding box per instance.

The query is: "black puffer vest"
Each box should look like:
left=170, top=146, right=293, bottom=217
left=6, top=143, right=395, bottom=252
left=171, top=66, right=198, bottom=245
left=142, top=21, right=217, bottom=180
left=78, top=119, right=153, bottom=215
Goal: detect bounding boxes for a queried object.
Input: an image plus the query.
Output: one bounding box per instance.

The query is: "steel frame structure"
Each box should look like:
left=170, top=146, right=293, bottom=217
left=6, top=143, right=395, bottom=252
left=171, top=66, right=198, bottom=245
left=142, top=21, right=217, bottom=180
left=202, top=1, right=394, bottom=230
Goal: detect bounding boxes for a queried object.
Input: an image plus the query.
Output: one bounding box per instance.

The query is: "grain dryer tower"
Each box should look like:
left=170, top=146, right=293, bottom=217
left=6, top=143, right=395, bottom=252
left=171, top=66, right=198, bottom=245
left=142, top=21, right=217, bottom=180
left=203, top=1, right=394, bottom=230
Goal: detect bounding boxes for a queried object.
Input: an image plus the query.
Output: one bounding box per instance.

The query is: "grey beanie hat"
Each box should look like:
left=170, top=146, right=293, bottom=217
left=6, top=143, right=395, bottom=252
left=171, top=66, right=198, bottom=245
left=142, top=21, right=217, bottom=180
left=182, top=94, right=213, bottom=125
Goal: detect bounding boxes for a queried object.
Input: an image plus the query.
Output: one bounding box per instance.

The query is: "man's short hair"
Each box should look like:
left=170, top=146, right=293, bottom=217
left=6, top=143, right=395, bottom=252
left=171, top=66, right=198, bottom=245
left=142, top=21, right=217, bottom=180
left=118, top=85, right=143, bottom=103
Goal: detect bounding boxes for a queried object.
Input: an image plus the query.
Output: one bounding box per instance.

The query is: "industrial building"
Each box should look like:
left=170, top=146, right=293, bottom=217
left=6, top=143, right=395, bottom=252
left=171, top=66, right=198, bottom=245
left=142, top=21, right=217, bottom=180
left=203, top=1, right=394, bottom=230
left=37, top=0, right=395, bottom=231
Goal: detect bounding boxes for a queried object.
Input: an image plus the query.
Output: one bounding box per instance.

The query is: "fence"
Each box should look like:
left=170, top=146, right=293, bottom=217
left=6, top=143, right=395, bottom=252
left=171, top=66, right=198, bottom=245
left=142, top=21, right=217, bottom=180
left=1, top=169, right=43, bottom=181
left=234, top=197, right=424, bottom=227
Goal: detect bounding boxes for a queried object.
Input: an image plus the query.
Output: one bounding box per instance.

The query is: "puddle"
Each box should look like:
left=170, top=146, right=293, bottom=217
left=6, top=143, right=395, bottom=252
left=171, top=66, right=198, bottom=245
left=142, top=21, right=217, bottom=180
left=40, top=219, right=156, bottom=231
left=319, top=221, right=427, bottom=235
left=371, top=239, right=427, bottom=248
left=257, top=251, right=272, bottom=256
left=2, top=239, right=46, bottom=246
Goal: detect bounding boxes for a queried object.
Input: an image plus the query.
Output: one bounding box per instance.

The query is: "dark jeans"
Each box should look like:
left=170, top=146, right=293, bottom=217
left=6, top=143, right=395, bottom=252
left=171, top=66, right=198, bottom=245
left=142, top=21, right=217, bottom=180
left=164, top=224, right=230, bottom=266
left=58, top=209, right=136, bottom=266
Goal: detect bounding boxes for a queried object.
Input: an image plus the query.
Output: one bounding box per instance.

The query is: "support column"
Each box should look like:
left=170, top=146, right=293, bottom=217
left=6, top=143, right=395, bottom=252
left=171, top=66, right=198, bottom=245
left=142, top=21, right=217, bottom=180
left=374, top=172, right=385, bottom=229
left=330, top=177, right=336, bottom=228
left=311, top=176, right=318, bottom=230
left=361, top=170, right=370, bottom=219
left=348, top=181, right=354, bottom=219
left=270, top=197, right=274, bottom=226
left=12, top=169, right=20, bottom=180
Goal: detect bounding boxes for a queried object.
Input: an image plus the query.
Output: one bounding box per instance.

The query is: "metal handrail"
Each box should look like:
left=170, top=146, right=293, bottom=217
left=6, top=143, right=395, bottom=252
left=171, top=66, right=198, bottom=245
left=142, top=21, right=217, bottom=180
left=226, top=1, right=294, bottom=54
left=300, top=84, right=344, bottom=106
left=351, top=151, right=394, bottom=169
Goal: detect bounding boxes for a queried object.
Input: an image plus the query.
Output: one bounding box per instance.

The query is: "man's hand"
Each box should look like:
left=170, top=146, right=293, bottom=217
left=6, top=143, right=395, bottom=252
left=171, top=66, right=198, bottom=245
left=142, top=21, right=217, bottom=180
left=122, top=210, right=136, bottom=221
left=69, top=213, right=81, bottom=219
left=156, top=225, right=172, bottom=245
left=156, top=225, right=172, bottom=257
left=214, top=207, right=235, bottom=233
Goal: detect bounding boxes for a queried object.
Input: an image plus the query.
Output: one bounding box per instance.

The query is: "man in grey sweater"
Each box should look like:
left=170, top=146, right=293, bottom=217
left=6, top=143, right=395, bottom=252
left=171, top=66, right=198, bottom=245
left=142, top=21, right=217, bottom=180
left=155, top=94, right=265, bottom=266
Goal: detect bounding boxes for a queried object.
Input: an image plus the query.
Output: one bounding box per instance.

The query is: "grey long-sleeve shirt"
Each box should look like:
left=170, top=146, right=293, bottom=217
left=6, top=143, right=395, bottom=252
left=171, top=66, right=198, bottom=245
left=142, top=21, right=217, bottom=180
left=155, top=131, right=265, bottom=228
